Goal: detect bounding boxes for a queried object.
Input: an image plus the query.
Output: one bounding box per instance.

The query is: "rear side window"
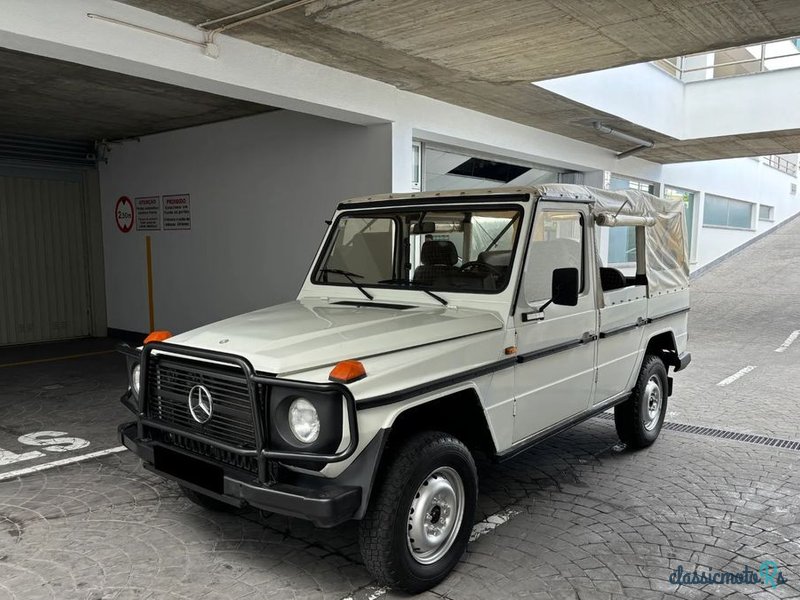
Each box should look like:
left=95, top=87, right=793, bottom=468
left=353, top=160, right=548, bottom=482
left=524, top=211, right=583, bottom=304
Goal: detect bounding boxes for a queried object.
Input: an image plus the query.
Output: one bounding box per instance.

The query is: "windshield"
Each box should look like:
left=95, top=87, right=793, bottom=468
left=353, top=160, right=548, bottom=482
left=312, top=206, right=523, bottom=294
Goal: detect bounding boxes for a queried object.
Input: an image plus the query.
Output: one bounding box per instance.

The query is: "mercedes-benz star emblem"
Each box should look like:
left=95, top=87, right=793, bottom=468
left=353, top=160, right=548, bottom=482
left=188, top=384, right=213, bottom=424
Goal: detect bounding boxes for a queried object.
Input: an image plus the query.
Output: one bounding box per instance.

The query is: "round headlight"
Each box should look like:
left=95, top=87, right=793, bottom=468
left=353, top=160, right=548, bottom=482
left=131, top=363, right=141, bottom=396
left=288, top=398, right=320, bottom=444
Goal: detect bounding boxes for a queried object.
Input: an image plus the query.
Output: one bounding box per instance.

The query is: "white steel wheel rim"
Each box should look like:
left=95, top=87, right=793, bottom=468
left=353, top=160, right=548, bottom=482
left=643, top=375, right=663, bottom=431
left=406, top=466, right=465, bottom=565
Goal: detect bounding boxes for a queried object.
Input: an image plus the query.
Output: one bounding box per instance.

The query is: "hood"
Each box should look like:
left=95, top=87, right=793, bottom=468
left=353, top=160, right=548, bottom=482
left=168, top=299, right=504, bottom=375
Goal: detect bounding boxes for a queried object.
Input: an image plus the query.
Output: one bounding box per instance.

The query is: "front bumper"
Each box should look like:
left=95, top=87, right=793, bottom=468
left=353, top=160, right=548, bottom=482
left=119, top=421, right=361, bottom=527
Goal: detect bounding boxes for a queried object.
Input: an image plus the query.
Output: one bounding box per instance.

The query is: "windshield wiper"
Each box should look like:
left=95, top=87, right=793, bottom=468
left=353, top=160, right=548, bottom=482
left=319, top=268, right=373, bottom=301
left=416, top=287, right=448, bottom=306
left=377, top=278, right=448, bottom=306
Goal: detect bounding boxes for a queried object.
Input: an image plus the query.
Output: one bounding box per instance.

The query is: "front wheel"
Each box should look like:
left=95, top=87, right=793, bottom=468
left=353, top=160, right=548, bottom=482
left=615, top=355, right=668, bottom=448
left=359, top=431, right=477, bottom=593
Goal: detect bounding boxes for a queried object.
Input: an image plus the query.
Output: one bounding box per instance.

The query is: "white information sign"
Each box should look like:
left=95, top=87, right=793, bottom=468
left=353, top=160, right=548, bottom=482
left=162, top=194, right=191, bottom=230
left=135, top=196, right=161, bottom=230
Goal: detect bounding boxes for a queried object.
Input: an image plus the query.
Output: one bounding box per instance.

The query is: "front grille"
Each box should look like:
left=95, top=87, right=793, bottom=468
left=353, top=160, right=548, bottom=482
left=146, top=354, right=257, bottom=450
left=167, top=431, right=259, bottom=473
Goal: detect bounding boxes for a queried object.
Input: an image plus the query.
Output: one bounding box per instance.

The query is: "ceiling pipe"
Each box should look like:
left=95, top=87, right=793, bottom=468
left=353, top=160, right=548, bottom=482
left=87, top=0, right=318, bottom=59
left=198, top=0, right=318, bottom=36
left=87, top=13, right=218, bottom=56
left=616, top=144, right=653, bottom=159
left=592, top=121, right=655, bottom=159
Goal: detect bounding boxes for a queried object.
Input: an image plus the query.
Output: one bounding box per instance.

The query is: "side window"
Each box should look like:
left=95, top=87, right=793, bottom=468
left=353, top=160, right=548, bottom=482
left=595, top=226, right=643, bottom=292
left=524, top=211, right=584, bottom=304
left=607, top=226, right=636, bottom=266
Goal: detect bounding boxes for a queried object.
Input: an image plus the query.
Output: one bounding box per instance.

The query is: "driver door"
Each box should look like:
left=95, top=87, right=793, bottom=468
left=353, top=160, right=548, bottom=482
left=512, top=204, right=598, bottom=443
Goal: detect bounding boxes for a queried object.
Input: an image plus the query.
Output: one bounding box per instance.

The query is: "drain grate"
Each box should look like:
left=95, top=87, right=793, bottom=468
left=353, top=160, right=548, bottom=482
left=595, top=413, right=800, bottom=451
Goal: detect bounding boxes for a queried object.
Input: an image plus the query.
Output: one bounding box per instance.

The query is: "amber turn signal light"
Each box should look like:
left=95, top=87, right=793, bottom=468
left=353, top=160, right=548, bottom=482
left=329, top=360, right=367, bottom=383
left=144, top=330, right=173, bottom=344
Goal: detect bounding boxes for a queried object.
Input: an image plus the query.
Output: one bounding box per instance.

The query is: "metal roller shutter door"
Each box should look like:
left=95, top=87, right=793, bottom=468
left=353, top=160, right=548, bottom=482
left=0, top=173, right=91, bottom=345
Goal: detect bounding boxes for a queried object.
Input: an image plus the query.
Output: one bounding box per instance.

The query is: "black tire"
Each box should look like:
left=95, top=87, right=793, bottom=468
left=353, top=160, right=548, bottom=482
left=180, top=485, right=242, bottom=513
left=615, top=355, right=668, bottom=449
left=359, top=431, right=477, bottom=593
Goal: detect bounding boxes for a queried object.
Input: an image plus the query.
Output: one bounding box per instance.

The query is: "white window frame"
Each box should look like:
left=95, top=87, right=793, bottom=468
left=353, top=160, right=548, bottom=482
left=664, top=185, right=699, bottom=263
left=758, top=204, right=775, bottom=222
left=702, top=194, right=755, bottom=231
left=411, top=141, right=422, bottom=192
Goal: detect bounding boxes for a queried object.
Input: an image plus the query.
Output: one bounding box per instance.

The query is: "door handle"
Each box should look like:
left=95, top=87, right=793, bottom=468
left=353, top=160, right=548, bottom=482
left=521, top=311, right=544, bottom=323
left=579, top=331, right=597, bottom=344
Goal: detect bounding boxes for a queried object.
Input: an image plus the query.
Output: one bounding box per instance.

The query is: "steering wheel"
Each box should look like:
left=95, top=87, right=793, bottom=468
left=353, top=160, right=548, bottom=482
left=460, top=261, right=503, bottom=278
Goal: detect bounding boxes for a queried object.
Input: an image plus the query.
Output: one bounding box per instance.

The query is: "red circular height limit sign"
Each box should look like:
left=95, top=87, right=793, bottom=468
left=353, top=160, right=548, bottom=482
left=115, top=196, right=134, bottom=233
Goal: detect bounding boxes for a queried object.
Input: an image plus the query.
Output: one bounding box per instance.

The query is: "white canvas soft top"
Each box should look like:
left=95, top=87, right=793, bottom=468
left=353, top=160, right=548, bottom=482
left=537, top=184, right=689, bottom=294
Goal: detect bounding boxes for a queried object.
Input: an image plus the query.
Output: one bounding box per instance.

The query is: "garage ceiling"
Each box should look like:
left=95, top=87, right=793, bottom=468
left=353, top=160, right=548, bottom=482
left=0, top=48, right=275, bottom=141
left=117, top=0, right=800, bottom=163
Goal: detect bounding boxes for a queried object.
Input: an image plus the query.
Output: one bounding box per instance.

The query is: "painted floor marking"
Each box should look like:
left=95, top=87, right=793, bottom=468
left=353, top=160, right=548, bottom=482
left=716, top=365, right=757, bottom=386
left=775, top=330, right=800, bottom=353
left=0, top=349, right=115, bottom=368
left=340, top=586, right=389, bottom=600
left=469, top=507, right=522, bottom=541
left=339, top=507, right=522, bottom=599
left=0, top=446, right=127, bottom=482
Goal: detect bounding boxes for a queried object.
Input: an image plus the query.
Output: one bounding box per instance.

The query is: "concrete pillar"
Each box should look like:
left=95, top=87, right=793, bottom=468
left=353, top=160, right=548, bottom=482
left=391, top=121, right=415, bottom=193
left=582, top=170, right=608, bottom=189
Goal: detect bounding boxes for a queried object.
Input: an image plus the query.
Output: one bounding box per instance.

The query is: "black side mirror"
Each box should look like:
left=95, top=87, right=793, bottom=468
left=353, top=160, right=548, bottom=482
left=532, top=267, right=580, bottom=316
left=551, top=267, right=579, bottom=307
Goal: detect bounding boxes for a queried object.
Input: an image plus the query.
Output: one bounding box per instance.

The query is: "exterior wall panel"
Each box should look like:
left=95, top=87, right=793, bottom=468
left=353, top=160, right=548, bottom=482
left=0, top=173, right=91, bottom=345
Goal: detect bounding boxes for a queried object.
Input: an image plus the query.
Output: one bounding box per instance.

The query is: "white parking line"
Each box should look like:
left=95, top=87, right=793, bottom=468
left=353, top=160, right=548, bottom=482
left=0, top=446, right=127, bottom=482
left=775, top=330, right=800, bottom=353
left=469, top=507, right=522, bottom=541
left=716, top=366, right=757, bottom=387
left=339, top=507, right=522, bottom=600
left=340, top=586, right=388, bottom=600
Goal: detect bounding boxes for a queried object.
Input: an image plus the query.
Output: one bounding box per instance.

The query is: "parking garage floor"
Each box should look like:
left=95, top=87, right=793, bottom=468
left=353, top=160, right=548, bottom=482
left=1, top=217, right=799, bottom=600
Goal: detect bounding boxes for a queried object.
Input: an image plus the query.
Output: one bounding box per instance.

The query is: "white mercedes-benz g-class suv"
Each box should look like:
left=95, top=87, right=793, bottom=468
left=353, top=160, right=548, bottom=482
left=119, top=184, right=690, bottom=592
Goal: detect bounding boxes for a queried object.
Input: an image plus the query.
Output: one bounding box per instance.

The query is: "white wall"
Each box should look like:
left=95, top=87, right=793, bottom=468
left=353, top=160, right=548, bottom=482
left=536, top=62, right=800, bottom=140
left=99, top=110, right=392, bottom=334
left=535, top=63, right=686, bottom=137
left=661, top=157, right=799, bottom=268
left=684, top=67, right=800, bottom=138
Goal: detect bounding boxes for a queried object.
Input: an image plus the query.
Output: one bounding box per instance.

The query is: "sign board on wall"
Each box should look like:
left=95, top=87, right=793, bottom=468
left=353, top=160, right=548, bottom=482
left=135, top=196, right=161, bottom=231
left=162, top=194, right=192, bottom=230
left=115, top=196, right=134, bottom=233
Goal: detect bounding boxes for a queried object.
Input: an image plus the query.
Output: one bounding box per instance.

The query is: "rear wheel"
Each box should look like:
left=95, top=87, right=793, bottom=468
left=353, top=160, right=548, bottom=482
left=615, top=355, right=668, bottom=448
left=359, top=431, right=477, bottom=593
left=180, top=485, right=242, bottom=513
